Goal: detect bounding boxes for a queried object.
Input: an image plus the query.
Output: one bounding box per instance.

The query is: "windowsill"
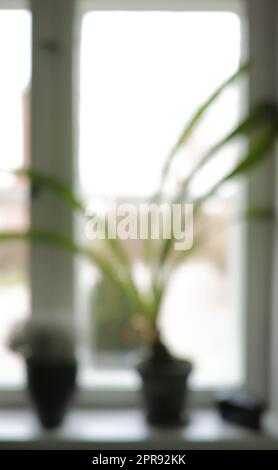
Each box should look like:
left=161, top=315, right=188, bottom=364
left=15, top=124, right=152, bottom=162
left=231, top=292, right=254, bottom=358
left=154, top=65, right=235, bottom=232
left=0, top=408, right=277, bottom=450
left=0, top=367, right=242, bottom=408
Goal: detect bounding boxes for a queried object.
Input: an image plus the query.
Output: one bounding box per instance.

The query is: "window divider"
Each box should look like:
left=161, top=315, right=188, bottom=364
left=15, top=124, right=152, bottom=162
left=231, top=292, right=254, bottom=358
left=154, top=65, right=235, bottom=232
left=30, top=0, right=75, bottom=325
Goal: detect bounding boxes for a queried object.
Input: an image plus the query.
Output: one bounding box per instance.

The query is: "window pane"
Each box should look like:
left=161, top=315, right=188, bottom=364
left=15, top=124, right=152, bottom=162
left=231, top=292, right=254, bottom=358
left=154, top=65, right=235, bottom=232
left=79, top=11, right=242, bottom=387
left=0, top=10, right=31, bottom=387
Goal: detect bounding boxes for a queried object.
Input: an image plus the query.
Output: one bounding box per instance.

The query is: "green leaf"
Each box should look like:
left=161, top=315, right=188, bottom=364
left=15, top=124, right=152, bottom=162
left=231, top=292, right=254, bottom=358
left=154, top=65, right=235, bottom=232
left=15, top=169, right=85, bottom=212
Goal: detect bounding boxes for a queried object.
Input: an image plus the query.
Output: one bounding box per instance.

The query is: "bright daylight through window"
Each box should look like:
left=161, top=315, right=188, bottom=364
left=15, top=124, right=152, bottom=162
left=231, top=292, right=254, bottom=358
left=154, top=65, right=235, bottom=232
left=78, top=10, right=243, bottom=388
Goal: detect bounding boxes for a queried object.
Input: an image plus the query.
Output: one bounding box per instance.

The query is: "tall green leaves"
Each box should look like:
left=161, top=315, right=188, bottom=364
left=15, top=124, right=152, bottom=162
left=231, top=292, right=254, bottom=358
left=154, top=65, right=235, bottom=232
left=158, top=113, right=277, bottom=267
left=0, top=229, right=148, bottom=315
left=157, top=63, right=249, bottom=198
left=196, top=123, right=277, bottom=206
left=177, top=102, right=277, bottom=200
left=1, top=169, right=149, bottom=317
left=0, top=62, right=277, bottom=331
left=13, top=168, right=143, bottom=311
left=156, top=66, right=277, bottom=268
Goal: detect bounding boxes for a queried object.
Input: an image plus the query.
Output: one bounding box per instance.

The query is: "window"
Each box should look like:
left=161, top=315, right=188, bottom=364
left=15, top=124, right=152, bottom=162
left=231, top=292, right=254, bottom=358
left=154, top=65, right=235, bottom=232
left=0, top=0, right=274, bottom=405
left=0, top=7, right=31, bottom=388
left=78, top=7, right=243, bottom=387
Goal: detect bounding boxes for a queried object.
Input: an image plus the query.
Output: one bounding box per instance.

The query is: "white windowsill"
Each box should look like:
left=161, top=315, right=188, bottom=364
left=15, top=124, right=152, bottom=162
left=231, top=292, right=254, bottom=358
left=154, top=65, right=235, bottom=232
left=0, top=408, right=277, bottom=450
left=0, top=367, right=241, bottom=408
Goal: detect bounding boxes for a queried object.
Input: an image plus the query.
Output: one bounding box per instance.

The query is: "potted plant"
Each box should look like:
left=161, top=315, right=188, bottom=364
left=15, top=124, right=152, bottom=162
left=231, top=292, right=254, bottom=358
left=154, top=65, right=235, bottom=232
left=1, top=64, right=277, bottom=425
left=8, top=319, right=77, bottom=429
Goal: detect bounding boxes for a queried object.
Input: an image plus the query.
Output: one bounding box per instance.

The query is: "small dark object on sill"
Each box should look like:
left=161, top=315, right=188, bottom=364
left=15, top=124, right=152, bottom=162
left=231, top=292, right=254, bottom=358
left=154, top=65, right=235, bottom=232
left=215, top=390, right=265, bottom=431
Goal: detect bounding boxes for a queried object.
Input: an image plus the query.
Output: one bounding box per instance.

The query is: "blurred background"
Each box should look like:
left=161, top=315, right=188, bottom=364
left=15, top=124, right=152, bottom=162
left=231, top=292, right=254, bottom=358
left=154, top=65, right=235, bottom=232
left=0, top=0, right=277, bottom=448
left=0, top=4, right=242, bottom=389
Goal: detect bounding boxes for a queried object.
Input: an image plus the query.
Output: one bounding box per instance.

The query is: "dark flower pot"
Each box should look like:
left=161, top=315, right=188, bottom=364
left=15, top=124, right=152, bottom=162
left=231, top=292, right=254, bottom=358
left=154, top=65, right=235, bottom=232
left=26, top=357, right=77, bottom=429
left=137, top=340, right=192, bottom=426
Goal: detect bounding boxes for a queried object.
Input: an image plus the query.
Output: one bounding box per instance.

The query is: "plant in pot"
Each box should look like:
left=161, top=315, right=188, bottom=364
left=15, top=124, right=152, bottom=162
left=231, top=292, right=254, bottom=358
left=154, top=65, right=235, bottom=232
left=8, top=319, right=77, bottom=429
left=0, top=64, right=277, bottom=425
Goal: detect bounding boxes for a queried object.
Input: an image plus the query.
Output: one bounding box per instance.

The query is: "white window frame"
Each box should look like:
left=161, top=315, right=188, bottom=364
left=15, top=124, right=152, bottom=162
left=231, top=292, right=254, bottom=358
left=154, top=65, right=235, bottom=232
left=0, top=0, right=276, bottom=410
